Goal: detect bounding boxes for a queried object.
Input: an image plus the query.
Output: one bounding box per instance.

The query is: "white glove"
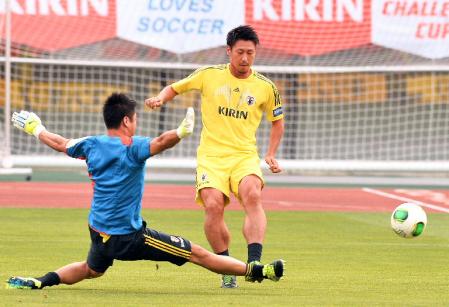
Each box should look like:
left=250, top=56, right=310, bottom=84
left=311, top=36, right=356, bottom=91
left=11, top=110, right=46, bottom=138
left=176, top=107, right=195, bottom=139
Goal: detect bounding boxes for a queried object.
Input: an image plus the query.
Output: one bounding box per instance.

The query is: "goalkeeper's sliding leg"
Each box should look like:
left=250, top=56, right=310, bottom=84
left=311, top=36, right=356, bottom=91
left=6, top=238, right=284, bottom=290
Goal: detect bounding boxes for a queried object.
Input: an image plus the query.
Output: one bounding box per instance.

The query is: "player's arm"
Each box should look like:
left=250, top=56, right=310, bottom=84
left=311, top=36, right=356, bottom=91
left=150, top=107, right=194, bottom=155
left=265, top=118, right=284, bottom=173
left=38, top=130, right=70, bottom=153
left=145, top=67, right=204, bottom=110
left=145, top=85, right=178, bottom=110
left=12, top=110, right=69, bottom=153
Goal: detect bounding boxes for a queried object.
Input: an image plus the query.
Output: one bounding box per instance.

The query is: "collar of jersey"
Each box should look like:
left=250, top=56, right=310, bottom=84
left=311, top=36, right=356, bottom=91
left=226, top=64, right=254, bottom=82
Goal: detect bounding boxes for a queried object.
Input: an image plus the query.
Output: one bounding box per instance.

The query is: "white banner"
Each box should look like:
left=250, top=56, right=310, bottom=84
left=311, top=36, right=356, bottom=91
left=372, top=0, right=449, bottom=59
left=117, top=0, right=244, bottom=53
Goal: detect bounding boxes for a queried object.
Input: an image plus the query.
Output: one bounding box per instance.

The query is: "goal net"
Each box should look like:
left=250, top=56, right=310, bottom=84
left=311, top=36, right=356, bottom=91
left=1, top=1, right=449, bottom=172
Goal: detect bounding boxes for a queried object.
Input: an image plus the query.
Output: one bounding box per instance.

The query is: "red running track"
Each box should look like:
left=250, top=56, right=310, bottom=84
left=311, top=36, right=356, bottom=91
left=2, top=182, right=449, bottom=213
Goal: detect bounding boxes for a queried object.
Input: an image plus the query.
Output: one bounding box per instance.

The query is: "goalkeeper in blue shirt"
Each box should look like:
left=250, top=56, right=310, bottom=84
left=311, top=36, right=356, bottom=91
left=6, top=93, right=283, bottom=290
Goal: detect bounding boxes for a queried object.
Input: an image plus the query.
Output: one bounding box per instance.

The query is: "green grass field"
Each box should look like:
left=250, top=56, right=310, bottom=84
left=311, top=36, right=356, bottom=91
left=1, top=208, right=449, bottom=306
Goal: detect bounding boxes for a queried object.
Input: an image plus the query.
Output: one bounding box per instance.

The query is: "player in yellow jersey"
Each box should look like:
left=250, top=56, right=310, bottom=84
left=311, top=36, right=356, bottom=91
left=145, top=25, right=284, bottom=288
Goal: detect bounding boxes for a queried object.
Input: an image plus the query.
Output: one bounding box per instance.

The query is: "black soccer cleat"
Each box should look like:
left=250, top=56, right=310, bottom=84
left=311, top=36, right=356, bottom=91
left=263, top=259, right=285, bottom=281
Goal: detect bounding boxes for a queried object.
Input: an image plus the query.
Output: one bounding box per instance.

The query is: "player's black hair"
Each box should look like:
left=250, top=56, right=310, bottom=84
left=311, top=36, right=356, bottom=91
left=226, top=25, right=259, bottom=48
left=103, top=93, right=137, bottom=129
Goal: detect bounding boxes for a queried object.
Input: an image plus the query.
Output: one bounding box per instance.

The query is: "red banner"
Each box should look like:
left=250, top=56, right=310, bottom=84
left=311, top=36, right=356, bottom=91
left=1, top=1, right=446, bottom=59
left=0, top=0, right=116, bottom=51
left=246, top=0, right=371, bottom=56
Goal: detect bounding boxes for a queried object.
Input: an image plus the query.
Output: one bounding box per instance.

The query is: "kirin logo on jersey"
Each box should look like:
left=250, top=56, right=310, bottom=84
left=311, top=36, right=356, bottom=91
left=246, top=96, right=256, bottom=106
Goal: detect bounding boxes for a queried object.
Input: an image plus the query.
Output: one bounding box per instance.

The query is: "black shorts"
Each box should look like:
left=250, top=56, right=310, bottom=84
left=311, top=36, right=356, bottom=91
left=87, top=222, right=192, bottom=273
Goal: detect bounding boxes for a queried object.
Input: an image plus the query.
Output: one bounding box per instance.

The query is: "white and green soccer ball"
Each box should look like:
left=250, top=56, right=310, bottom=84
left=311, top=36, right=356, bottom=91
left=391, top=203, right=427, bottom=238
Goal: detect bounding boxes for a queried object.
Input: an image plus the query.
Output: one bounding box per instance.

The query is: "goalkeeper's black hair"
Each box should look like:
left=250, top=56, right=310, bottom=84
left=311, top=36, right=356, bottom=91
left=103, top=93, right=137, bottom=129
left=226, top=25, right=259, bottom=48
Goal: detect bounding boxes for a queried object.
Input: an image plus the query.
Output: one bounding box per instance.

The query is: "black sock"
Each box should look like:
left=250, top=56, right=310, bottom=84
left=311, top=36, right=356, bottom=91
left=37, top=272, right=60, bottom=288
left=217, top=249, right=229, bottom=257
left=247, top=243, right=263, bottom=262
left=246, top=262, right=264, bottom=279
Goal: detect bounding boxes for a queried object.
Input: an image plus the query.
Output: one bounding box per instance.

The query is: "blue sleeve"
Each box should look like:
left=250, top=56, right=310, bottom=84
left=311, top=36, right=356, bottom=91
left=130, top=136, right=152, bottom=162
left=66, top=136, right=92, bottom=159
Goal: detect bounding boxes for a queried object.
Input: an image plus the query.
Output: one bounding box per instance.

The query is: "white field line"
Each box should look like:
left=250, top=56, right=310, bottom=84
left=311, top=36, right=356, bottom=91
left=362, top=187, right=449, bottom=214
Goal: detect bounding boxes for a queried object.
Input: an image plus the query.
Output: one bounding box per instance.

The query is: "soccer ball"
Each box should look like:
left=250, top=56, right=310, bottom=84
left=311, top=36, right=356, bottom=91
left=391, top=203, right=427, bottom=238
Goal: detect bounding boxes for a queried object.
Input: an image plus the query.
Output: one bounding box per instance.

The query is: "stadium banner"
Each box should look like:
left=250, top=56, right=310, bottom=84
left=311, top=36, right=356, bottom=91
left=372, top=0, right=449, bottom=59
left=245, top=0, right=371, bottom=56
left=116, top=0, right=244, bottom=53
left=1, top=0, right=448, bottom=59
left=0, top=0, right=116, bottom=51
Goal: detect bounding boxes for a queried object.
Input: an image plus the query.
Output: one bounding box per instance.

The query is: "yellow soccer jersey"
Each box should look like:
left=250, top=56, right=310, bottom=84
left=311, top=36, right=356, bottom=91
left=172, top=64, right=283, bottom=155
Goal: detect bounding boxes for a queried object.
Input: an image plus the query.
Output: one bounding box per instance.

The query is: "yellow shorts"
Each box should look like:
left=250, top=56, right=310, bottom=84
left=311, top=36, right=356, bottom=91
left=195, top=152, right=264, bottom=206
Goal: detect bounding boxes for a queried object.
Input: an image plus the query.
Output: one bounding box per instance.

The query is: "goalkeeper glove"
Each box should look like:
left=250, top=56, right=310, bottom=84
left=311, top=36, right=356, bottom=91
left=176, top=107, right=195, bottom=139
left=11, top=110, right=46, bottom=138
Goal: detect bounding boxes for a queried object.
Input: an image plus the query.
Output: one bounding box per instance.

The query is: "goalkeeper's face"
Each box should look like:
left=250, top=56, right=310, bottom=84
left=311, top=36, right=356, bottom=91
left=227, top=40, right=256, bottom=78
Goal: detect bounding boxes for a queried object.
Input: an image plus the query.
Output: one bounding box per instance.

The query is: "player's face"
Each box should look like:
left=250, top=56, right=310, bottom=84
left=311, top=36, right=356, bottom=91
left=227, top=40, right=256, bottom=78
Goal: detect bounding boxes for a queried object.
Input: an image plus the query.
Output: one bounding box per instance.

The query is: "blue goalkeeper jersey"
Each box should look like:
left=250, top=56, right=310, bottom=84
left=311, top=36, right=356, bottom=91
left=66, top=135, right=152, bottom=235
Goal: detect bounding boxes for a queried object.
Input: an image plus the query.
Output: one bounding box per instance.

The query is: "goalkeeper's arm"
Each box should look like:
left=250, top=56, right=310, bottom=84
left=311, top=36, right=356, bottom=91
left=12, top=110, right=69, bottom=153
left=150, top=107, right=194, bottom=155
left=38, top=130, right=70, bottom=153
